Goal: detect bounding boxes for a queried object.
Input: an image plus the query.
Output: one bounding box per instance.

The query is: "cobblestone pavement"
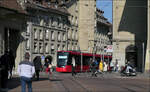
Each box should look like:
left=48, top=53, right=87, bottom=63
left=1, top=71, right=149, bottom=92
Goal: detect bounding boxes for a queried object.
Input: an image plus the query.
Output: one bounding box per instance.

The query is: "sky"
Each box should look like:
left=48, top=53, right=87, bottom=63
left=96, top=0, right=112, bottom=23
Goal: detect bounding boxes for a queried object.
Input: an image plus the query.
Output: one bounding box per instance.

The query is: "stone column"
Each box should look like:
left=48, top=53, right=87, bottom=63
left=145, top=0, right=150, bottom=72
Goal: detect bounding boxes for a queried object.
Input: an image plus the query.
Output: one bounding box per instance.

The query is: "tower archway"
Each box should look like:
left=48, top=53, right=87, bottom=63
left=125, top=45, right=137, bottom=67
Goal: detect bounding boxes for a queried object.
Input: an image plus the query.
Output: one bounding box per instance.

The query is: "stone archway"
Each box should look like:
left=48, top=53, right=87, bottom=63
left=125, top=45, right=137, bottom=67
left=4, top=28, right=20, bottom=57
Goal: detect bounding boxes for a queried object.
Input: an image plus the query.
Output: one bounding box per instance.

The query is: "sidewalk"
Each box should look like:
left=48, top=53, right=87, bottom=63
left=4, top=76, right=52, bottom=92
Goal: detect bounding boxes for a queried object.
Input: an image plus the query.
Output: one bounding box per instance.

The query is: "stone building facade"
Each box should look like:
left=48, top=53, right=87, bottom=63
left=0, top=0, right=70, bottom=68
left=96, top=9, right=112, bottom=55
left=78, top=0, right=96, bottom=53
left=113, top=0, right=149, bottom=72
left=0, top=0, right=27, bottom=71
left=66, top=0, right=112, bottom=57
left=66, top=0, right=79, bottom=51
left=0, top=0, right=112, bottom=71
left=23, top=0, right=70, bottom=66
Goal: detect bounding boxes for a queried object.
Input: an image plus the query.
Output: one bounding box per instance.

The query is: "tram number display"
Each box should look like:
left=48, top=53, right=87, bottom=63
left=58, top=56, right=67, bottom=59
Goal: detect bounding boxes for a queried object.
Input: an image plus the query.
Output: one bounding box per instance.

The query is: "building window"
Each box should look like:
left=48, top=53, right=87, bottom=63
left=45, top=18, right=49, bottom=26
left=72, top=30, right=75, bottom=40
left=75, top=17, right=78, bottom=26
left=34, top=28, right=38, bottom=40
left=45, top=29, right=49, bottom=40
left=40, top=19, right=44, bottom=26
left=39, top=42, right=43, bottom=53
left=62, top=45, right=65, bottom=50
left=71, top=16, right=74, bottom=24
left=57, top=44, right=61, bottom=51
left=63, top=33, right=66, bottom=41
left=51, top=17, right=54, bottom=26
left=51, top=44, right=54, bottom=54
left=34, top=42, right=38, bottom=53
left=75, top=30, right=78, bottom=40
left=26, top=25, right=30, bottom=35
left=26, top=38, right=30, bottom=50
left=63, top=19, right=66, bottom=28
left=39, top=29, right=43, bottom=40
left=51, top=31, right=55, bottom=40
left=45, top=43, right=49, bottom=53
left=68, top=30, right=71, bottom=39
left=57, top=18, right=60, bottom=27
left=58, top=32, right=61, bottom=41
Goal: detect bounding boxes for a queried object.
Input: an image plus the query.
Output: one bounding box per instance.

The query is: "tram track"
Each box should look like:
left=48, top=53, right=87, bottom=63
left=50, top=73, right=70, bottom=92
left=69, top=77, right=91, bottom=92
left=51, top=72, right=91, bottom=92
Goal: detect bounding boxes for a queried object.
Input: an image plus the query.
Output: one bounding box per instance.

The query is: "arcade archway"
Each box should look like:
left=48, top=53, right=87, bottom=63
left=125, top=45, right=137, bottom=67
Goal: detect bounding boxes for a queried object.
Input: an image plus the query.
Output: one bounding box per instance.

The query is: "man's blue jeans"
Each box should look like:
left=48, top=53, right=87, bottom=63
left=21, top=76, right=32, bottom=92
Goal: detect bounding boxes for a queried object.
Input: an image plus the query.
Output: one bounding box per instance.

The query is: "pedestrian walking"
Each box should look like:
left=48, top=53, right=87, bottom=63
left=44, top=56, right=52, bottom=73
left=109, top=61, right=114, bottom=72
left=0, top=51, right=11, bottom=91
left=91, top=59, right=98, bottom=77
left=99, top=60, right=103, bottom=72
left=44, top=56, right=53, bottom=79
left=103, top=62, right=108, bottom=72
left=114, top=59, right=119, bottom=72
left=17, top=52, right=35, bottom=92
left=33, top=56, right=42, bottom=81
left=71, top=56, right=76, bottom=76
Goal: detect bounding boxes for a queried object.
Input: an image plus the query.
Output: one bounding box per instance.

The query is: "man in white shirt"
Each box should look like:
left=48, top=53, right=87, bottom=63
left=18, top=52, right=35, bottom=92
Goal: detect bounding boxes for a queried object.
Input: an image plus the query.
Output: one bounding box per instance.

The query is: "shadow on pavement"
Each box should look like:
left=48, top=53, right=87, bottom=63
left=49, top=79, right=62, bottom=81
left=7, top=77, right=56, bottom=90
left=7, top=77, right=21, bottom=90
left=32, top=78, right=49, bottom=81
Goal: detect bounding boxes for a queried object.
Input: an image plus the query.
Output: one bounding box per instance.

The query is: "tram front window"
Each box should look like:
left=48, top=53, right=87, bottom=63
left=57, top=52, right=68, bottom=67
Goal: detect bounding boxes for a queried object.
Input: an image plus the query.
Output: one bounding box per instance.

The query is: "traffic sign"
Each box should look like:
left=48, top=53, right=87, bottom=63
left=106, top=45, right=113, bottom=52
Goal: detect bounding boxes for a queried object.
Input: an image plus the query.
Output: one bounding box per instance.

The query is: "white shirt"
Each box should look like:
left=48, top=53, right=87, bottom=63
left=18, top=61, right=35, bottom=78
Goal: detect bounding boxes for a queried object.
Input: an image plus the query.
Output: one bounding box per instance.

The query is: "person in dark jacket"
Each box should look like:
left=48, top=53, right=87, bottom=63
left=0, top=51, right=11, bottom=91
left=44, top=56, right=52, bottom=68
left=8, top=50, right=15, bottom=79
left=44, top=58, right=52, bottom=73
left=91, top=59, right=98, bottom=77
left=33, top=56, right=42, bottom=81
